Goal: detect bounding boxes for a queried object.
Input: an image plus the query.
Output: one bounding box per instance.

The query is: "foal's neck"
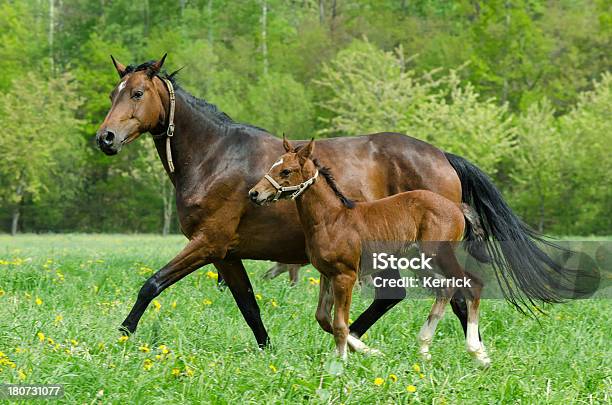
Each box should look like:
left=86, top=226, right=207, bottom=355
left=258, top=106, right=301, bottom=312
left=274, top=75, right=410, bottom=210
left=295, top=163, right=346, bottom=233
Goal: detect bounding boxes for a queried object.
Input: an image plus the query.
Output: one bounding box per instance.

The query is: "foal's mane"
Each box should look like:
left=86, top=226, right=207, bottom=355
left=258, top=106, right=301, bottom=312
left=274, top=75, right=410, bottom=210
left=125, top=60, right=267, bottom=131
left=311, top=158, right=355, bottom=209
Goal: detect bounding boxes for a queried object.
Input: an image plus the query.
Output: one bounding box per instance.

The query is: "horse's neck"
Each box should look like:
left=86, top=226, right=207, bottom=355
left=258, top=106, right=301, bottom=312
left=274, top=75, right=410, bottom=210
left=295, top=172, right=345, bottom=234
left=151, top=91, right=225, bottom=184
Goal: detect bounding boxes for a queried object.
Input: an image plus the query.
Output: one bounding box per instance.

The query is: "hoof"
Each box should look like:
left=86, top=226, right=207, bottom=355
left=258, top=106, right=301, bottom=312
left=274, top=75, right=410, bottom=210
left=420, top=351, right=432, bottom=361
left=347, top=335, right=382, bottom=356
left=119, top=324, right=134, bottom=336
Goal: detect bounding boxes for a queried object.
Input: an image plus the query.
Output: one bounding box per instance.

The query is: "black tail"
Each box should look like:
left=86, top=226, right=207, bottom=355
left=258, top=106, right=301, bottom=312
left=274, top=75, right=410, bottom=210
left=445, top=152, right=578, bottom=314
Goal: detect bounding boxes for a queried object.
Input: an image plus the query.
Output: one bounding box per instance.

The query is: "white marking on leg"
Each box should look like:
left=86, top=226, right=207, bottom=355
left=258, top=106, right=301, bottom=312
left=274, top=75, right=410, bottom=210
left=418, top=298, right=448, bottom=361
left=465, top=300, right=491, bottom=368
left=347, top=334, right=382, bottom=356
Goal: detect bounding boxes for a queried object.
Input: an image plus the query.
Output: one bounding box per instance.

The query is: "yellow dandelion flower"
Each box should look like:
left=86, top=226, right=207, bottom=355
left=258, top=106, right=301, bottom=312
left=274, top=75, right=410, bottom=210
left=152, top=300, right=161, bottom=311
left=155, top=354, right=162, bottom=360
left=271, top=300, right=278, bottom=308
left=0, top=289, right=5, bottom=297
left=54, top=314, right=63, bottom=324
left=389, top=374, right=398, bottom=383
left=269, top=364, right=278, bottom=373
left=185, top=366, right=194, bottom=377
left=171, top=301, right=177, bottom=309
left=374, top=377, right=385, bottom=386
left=70, top=339, right=78, bottom=347
left=47, top=337, right=55, bottom=345
left=98, top=342, right=105, bottom=351
left=35, top=297, right=42, bottom=306
left=143, top=359, right=153, bottom=371
left=308, top=277, right=320, bottom=285
left=412, top=363, right=421, bottom=373
left=206, top=270, right=218, bottom=280
left=159, top=345, right=169, bottom=355
left=406, top=385, right=417, bottom=393
left=37, top=332, right=45, bottom=342
left=255, top=294, right=262, bottom=300
left=419, top=373, right=425, bottom=379
left=203, top=299, right=212, bottom=306
left=118, top=335, right=129, bottom=343
left=17, top=369, right=26, bottom=380
left=171, top=368, right=181, bottom=377
left=139, top=344, right=150, bottom=353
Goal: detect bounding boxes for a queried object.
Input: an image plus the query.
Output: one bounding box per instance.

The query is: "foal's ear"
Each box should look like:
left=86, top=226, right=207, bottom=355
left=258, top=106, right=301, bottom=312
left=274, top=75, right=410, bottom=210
left=110, top=55, right=127, bottom=78
left=148, top=53, right=168, bottom=78
left=282, top=133, right=292, bottom=152
left=298, top=137, right=315, bottom=160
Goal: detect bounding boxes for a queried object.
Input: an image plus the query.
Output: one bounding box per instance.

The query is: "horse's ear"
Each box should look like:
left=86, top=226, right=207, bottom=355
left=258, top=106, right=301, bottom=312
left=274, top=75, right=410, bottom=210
left=148, top=53, right=167, bottom=78
left=282, top=133, right=292, bottom=152
left=298, top=137, right=315, bottom=160
left=110, top=55, right=126, bottom=78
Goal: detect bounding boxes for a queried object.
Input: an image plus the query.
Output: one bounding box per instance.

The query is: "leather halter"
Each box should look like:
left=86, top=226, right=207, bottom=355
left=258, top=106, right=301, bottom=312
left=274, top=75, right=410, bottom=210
left=264, top=169, right=318, bottom=201
left=158, top=77, right=176, bottom=173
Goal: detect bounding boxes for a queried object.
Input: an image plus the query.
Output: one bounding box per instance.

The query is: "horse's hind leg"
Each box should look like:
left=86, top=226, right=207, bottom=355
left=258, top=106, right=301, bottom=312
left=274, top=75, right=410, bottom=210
left=417, top=294, right=450, bottom=361
left=463, top=273, right=491, bottom=368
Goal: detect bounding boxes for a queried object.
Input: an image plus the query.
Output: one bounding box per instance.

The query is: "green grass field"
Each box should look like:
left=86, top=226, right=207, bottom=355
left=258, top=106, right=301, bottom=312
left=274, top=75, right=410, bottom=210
left=0, top=235, right=610, bottom=404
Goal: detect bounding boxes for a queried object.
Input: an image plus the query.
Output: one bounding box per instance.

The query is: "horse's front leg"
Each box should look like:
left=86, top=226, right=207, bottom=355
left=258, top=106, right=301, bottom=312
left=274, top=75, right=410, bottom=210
left=315, top=275, right=334, bottom=334
left=214, top=259, right=269, bottom=348
left=120, top=237, right=211, bottom=334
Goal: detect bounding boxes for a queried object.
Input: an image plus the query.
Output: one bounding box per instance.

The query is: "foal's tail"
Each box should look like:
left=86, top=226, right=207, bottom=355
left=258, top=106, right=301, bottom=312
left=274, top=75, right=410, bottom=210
left=445, top=152, right=579, bottom=313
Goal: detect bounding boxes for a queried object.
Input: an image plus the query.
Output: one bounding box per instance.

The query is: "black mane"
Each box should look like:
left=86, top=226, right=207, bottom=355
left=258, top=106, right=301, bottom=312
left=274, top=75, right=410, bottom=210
left=125, top=60, right=267, bottom=132
left=312, top=159, right=355, bottom=209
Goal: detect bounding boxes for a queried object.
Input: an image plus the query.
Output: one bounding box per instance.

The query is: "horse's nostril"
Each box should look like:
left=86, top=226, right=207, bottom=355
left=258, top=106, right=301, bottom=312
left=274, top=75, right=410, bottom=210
left=103, top=131, right=115, bottom=145
left=249, top=190, right=259, bottom=200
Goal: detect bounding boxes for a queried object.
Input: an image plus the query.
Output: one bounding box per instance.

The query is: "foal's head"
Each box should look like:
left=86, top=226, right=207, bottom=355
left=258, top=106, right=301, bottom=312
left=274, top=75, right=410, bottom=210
left=248, top=137, right=316, bottom=205
left=96, top=54, right=171, bottom=155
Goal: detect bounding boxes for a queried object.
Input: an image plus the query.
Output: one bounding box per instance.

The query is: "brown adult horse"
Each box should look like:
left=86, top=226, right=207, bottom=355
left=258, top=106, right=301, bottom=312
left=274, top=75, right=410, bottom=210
left=249, top=138, right=490, bottom=366
left=96, top=54, right=572, bottom=349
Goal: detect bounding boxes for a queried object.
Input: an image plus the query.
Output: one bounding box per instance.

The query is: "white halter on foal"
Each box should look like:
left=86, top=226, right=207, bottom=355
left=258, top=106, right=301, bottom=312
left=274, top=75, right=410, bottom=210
left=264, top=158, right=318, bottom=201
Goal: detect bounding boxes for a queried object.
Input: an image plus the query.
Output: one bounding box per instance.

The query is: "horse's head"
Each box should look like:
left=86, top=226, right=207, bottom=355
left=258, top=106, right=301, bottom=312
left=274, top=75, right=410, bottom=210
left=249, top=136, right=316, bottom=205
left=96, top=54, right=170, bottom=155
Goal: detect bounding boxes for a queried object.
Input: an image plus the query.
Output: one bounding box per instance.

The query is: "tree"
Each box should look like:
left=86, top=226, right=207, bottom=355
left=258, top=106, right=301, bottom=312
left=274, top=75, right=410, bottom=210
left=316, top=39, right=515, bottom=174
left=0, top=72, right=83, bottom=234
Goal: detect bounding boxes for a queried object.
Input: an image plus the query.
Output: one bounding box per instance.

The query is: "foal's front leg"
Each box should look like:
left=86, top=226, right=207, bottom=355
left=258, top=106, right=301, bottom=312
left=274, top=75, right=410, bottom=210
left=331, top=271, right=357, bottom=360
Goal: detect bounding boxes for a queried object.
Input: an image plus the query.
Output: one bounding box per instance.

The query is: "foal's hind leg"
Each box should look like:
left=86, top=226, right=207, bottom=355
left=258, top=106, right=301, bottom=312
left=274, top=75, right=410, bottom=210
left=417, top=293, right=451, bottom=361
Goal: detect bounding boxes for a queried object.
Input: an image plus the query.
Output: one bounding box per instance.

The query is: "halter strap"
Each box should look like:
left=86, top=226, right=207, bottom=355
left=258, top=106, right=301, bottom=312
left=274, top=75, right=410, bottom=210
left=264, top=170, right=318, bottom=201
left=160, top=78, right=176, bottom=173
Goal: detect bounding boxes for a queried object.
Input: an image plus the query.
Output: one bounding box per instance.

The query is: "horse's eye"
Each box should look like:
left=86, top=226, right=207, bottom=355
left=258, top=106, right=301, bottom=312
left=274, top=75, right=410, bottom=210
left=280, top=169, right=291, bottom=177
left=132, top=90, right=144, bottom=99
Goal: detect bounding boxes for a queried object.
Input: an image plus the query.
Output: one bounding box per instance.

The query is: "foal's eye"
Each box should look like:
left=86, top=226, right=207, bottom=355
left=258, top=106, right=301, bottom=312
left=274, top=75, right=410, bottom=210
left=280, top=169, right=291, bottom=177
left=132, top=90, right=144, bottom=99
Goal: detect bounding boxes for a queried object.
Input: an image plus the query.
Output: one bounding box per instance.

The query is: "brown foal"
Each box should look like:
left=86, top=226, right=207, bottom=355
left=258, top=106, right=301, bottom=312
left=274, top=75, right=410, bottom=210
left=249, top=137, right=491, bottom=366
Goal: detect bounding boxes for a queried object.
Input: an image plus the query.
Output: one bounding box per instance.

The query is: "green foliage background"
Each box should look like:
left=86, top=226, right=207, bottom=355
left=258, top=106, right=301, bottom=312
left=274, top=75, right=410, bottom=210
left=0, top=0, right=610, bottom=235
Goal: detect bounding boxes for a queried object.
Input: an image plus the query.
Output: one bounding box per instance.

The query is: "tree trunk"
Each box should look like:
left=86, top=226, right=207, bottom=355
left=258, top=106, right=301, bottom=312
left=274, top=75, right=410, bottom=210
left=48, top=0, right=54, bottom=74
left=261, top=0, right=268, bottom=76
left=318, top=0, right=325, bottom=25
left=11, top=207, right=20, bottom=236
left=161, top=178, right=173, bottom=236
left=207, top=0, right=214, bottom=46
